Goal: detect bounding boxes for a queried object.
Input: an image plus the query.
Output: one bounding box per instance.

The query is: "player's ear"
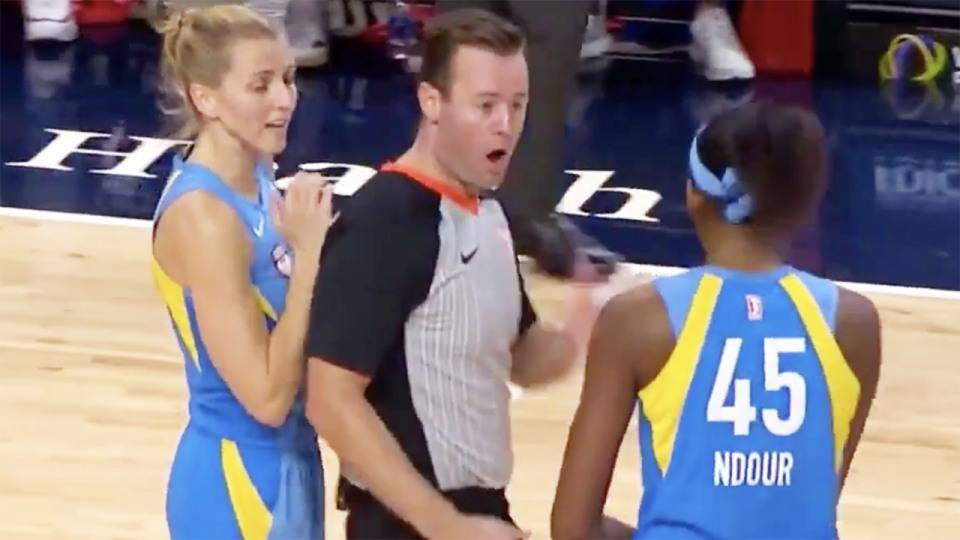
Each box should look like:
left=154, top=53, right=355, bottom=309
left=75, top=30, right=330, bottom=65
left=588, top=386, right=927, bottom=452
left=188, top=82, right=218, bottom=121
left=417, top=81, right=441, bottom=124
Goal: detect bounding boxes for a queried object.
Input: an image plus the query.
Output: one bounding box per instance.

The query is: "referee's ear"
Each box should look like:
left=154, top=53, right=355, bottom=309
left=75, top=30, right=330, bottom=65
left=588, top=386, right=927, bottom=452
left=418, top=81, right=442, bottom=124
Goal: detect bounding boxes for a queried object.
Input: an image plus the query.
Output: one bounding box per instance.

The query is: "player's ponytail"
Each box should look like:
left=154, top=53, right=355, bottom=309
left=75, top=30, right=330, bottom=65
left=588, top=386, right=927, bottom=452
left=157, top=9, right=198, bottom=139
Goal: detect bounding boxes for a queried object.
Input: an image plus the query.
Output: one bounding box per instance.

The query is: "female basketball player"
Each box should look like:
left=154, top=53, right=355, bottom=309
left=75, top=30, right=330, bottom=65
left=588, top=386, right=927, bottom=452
left=550, top=103, right=883, bottom=540
left=150, top=6, right=334, bottom=539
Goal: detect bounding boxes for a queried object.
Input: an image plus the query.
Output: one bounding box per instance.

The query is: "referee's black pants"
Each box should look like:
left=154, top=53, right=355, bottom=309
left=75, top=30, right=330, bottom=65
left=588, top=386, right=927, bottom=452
left=343, top=484, right=514, bottom=539
left=434, top=0, right=592, bottom=255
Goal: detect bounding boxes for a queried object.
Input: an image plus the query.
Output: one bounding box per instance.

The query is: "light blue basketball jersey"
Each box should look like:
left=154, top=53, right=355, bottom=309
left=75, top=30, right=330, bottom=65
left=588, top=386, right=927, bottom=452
left=153, top=156, right=323, bottom=540
left=151, top=155, right=313, bottom=448
left=634, top=265, right=860, bottom=540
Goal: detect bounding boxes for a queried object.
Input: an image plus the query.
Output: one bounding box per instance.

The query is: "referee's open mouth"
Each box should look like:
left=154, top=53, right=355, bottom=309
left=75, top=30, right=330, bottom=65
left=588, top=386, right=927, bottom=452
left=486, top=149, right=508, bottom=164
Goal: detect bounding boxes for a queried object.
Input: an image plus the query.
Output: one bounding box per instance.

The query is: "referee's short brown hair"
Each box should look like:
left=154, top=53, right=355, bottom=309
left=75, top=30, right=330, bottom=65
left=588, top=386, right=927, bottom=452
left=419, top=8, right=526, bottom=96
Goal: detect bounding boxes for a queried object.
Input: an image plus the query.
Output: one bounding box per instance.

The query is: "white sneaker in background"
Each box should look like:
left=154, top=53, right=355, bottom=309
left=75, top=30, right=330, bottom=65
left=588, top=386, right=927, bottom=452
left=689, top=6, right=755, bottom=81
left=581, top=14, right=612, bottom=60
left=23, top=0, right=78, bottom=42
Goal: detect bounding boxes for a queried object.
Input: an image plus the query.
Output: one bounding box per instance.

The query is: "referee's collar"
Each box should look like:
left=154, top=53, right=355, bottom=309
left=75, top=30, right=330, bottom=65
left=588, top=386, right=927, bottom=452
left=381, top=162, right=479, bottom=215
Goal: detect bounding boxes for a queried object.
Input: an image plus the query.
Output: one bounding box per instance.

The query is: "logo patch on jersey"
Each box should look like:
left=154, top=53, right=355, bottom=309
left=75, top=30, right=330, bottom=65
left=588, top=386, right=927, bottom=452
left=746, top=294, right=763, bottom=321
left=461, top=247, right=478, bottom=265
left=271, top=243, right=293, bottom=278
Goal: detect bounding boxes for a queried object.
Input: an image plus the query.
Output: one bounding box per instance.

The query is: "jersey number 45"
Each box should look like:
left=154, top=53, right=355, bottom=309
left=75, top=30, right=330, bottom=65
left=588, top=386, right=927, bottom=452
left=707, top=337, right=807, bottom=437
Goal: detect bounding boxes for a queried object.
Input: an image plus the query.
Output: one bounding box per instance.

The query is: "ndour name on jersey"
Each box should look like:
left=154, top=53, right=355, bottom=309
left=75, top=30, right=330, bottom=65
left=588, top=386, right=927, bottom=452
left=714, top=451, right=794, bottom=488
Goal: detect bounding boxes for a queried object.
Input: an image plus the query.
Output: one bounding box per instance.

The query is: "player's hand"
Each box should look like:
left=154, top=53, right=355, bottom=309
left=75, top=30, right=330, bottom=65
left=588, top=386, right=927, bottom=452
left=434, top=514, right=529, bottom=540
left=270, top=171, right=336, bottom=258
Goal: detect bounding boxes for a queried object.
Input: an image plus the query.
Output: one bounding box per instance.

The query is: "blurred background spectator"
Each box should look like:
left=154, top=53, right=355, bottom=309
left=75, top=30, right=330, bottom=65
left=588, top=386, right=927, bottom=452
left=21, top=0, right=755, bottom=81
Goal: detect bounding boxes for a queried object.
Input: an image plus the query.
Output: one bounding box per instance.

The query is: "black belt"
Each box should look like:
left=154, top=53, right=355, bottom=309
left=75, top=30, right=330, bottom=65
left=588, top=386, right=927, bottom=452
left=337, top=476, right=511, bottom=520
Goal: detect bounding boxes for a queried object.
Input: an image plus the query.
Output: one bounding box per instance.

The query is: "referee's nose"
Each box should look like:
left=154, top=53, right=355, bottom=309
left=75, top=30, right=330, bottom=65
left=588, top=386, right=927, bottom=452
left=489, top=102, right=514, bottom=137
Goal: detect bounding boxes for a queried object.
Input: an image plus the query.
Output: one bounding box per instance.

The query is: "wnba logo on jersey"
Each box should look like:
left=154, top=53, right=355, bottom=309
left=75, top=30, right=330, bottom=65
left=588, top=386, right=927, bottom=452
left=271, top=244, right=293, bottom=278
left=746, top=295, right=762, bottom=321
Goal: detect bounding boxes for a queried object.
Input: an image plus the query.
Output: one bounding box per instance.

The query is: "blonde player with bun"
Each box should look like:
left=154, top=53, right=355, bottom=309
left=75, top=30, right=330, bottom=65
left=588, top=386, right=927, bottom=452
left=150, top=6, right=334, bottom=539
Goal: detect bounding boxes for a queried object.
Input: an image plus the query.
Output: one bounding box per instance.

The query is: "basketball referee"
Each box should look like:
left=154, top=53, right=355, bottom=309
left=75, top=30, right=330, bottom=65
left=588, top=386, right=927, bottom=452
left=304, top=10, right=598, bottom=540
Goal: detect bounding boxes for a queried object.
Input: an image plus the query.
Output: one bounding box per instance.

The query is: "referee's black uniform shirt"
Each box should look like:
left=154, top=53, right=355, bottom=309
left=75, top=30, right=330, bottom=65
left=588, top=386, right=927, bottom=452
left=304, top=163, right=537, bottom=539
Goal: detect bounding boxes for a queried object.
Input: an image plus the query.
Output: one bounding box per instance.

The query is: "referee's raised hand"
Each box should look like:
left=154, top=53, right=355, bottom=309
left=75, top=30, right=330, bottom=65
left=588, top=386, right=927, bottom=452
left=269, top=171, right=336, bottom=259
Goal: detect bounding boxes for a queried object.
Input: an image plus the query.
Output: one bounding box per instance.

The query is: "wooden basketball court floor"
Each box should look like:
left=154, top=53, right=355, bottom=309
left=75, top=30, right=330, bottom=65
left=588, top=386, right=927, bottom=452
left=0, top=212, right=958, bottom=540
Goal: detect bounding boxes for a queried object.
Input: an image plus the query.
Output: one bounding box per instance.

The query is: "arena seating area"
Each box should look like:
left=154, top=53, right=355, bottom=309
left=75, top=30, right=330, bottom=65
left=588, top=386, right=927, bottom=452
left=6, top=0, right=959, bottom=80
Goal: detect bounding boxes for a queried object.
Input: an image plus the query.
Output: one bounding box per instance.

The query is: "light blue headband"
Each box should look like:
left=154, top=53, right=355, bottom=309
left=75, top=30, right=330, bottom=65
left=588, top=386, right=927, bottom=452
left=688, top=132, right=753, bottom=224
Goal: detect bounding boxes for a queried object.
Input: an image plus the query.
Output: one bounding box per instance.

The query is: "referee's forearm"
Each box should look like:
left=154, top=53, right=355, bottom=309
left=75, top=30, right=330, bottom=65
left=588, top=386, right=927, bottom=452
left=510, top=324, right=579, bottom=388
left=307, top=383, right=459, bottom=537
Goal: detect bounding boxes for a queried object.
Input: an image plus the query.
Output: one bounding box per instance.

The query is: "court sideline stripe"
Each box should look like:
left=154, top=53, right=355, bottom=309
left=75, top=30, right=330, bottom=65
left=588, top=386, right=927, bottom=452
left=2, top=206, right=959, bottom=301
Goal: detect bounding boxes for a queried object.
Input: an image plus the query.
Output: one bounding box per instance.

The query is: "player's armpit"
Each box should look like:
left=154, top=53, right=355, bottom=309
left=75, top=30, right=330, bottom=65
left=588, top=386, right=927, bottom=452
left=551, top=285, right=665, bottom=540
left=157, top=191, right=291, bottom=426
left=834, top=287, right=883, bottom=495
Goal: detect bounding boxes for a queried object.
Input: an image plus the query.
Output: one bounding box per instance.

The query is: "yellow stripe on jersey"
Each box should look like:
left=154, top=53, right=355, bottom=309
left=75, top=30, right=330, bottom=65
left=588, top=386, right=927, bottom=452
left=221, top=439, right=273, bottom=540
left=638, top=273, right=723, bottom=474
left=151, top=258, right=200, bottom=369
left=780, top=274, right=861, bottom=471
left=253, top=287, right=278, bottom=322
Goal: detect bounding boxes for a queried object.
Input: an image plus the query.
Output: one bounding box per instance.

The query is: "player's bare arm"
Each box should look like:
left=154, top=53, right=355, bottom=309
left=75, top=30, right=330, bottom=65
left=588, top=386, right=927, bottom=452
left=551, top=284, right=670, bottom=540
left=155, top=191, right=313, bottom=427
left=834, top=287, right=883, bottom=494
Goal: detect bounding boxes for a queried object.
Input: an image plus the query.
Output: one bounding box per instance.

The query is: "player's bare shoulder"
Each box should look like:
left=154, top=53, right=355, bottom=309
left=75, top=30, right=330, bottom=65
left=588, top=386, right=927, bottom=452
left=834, top=286, right=883, bottom=388
left=593, top=282, right=675, bottom=389
left=161, top=190, right=248, bottom=248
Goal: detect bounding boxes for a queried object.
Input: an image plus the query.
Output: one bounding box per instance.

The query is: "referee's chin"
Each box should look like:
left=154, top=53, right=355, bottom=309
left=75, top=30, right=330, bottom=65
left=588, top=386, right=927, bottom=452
left=476, top=164, right=509, bottom=190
